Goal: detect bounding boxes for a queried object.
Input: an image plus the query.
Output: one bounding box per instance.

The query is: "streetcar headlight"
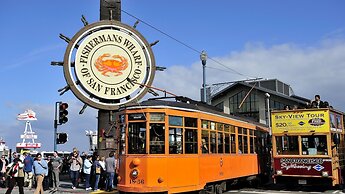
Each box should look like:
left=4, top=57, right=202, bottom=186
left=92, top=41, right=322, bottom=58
left=321, top=171, right=329, bottom=177
left=276, top=170, right=283, bottom=175
left=131, top=169, right=139, bottom=178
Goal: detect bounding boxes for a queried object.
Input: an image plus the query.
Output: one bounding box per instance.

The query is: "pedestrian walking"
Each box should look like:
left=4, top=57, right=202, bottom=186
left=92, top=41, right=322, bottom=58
left=69, top=149, right=83, bottom=190
left=23, top=152, right=34, bottom=188
left=92, top=155, right=102, bottom=191
left=33, top=153, right=48, bottom=194
left=0, top=155, right=9, bottom=187
left=99, top=156, right=106, bottom=190
left=105, top=151, right=117, bottom=192
left=5, top=154, right=24, bottom=194
left=51, top=151, right=63, bottom=191
left=83, top=155, right=93, bottom=191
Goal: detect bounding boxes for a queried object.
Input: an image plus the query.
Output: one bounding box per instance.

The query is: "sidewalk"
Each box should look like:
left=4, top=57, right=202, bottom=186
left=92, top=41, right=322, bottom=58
left=0, top=181, right=118, bottom=194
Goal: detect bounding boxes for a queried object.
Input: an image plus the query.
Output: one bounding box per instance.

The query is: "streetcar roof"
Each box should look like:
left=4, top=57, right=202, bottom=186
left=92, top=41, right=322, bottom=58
left=121, top=96, right=268, bottom=130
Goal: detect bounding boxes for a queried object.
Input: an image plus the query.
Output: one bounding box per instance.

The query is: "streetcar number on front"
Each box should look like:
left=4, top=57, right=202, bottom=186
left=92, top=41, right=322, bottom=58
left=130, top=179, right=144, bottom=184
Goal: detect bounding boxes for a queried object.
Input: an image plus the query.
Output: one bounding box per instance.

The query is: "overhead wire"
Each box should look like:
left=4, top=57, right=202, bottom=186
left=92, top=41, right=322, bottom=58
left=121, top=9, right=258, bottom=80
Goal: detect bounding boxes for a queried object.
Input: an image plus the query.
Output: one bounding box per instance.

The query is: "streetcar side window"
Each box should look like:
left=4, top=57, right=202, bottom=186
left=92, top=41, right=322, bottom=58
left=275, top=136, right=299, bottom=155
left=185, top=128, right=198, bottom=154
left=225, top=133, right=230, bottom=153
left=210, top=131, right=217, bottom=153
left=218, top=131, right=224, bottom=153
left=169, top=127, right=183, bottom=154
left=249, top=129, right=255, bottom=154
left=128, top=122, right=146, bottom=154
left=150, top=123, right=165, bottom=154
left=201, top=130, right=209, bottom=154
left=230, top=126, right=236, bottom=154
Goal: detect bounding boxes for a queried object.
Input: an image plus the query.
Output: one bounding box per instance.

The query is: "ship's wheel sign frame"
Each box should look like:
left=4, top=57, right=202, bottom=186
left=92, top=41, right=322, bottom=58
left=63, top=20, right=156, bottom=110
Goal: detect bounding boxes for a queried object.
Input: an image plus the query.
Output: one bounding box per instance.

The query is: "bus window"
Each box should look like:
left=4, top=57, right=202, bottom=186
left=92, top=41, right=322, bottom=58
left=128, top=122, right=146, bottom=154
left=150, top=123, right=165, bottom=154
left=169, top=127, right=183, bottom=154
left=185, top=129, right=197, bottom=154
left=301, top=135, right=327, bottom=155
left=201, top=130, right=209, bottom=154
left=275, top=136, right=299, bottom=155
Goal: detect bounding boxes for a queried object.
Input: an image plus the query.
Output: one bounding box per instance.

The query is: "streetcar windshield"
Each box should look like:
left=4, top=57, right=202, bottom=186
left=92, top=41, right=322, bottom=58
left=301, top=135, right=327, bottom=155
left=128, top=122, right=146, bottom=154
left=275, top=135, right=299, bottom=155
left=275, top=135, right=328, bottom=155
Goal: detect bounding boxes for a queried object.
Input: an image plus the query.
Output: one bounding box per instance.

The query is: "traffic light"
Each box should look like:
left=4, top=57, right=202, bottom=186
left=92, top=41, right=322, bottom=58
left=58, top=102, right=68, bottom=124
left=56, top=133, right=68, bottom=144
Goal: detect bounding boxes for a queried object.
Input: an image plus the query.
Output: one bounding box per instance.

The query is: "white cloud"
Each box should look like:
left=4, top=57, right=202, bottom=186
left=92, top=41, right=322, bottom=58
left=153, top=38, right=345, bottom=110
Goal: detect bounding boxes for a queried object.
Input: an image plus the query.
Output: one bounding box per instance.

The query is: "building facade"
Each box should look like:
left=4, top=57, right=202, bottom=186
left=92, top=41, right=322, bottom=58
left=210, top=79, right=310, bottom=125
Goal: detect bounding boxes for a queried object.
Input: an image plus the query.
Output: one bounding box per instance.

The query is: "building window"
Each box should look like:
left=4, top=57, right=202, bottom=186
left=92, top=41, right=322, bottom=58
left=215, top=101, right=224, bottom=111
left=229, top=90, right=259, bottom=121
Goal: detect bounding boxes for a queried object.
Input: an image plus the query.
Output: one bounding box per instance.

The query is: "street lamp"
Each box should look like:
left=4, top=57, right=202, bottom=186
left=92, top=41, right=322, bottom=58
left=200, top=50, right=207, bottom=103
left=265, top=93, right=271, bottom=134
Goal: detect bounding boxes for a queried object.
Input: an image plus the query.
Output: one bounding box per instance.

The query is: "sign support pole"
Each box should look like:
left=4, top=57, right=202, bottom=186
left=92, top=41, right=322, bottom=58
left=97, top=0, right=121, bottom=157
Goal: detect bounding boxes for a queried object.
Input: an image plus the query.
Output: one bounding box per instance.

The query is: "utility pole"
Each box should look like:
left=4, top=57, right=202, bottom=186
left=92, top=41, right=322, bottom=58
left=98, top=0, right=121, bottom=157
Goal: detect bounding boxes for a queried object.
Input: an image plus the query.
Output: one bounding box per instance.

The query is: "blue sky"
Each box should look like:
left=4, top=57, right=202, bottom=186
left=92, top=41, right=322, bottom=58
left=0, top=1, right=344, bottom=153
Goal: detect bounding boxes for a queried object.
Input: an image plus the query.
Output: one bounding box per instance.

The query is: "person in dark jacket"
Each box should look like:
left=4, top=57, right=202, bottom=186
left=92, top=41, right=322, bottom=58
left=5, top=155, right=25, bottom=194
left=23, top=152, right=34, bottom=188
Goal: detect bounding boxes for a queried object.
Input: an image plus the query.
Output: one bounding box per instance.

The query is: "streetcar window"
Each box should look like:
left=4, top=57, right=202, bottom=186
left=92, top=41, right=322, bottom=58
left=201, top=130, right=209, bottom=154
left=249, top=129, right=255, bottom=154
left=210, top=131, right=217, bottom=153
left=301, top=135, right=327, bottom=155
left=275, top=136, right=299, bottom=155
left=250, top=136, right=255, bottom=153
left=150, top=123, right=165, bottom=154
left=185, top=129, right=198, bottom=154
left=225, top=133, right=230, bottom=153
left=217, top=123, right=223, bottom=131
left=169, top=127, right=183, bottom=154
left=120, top=124, right=126, bottom=155
left=238, top=133, right=243, bottom=154
left=202, top=120, right=209, bottom=129
left=185, top=117, right=197, bottom=128
left=169, top=116, right=183, bottom=126
left=211, top=122, right=216, bottom=130
left=128, top=122, right=146, bottom=154
left=224, top=124, right=229, bottom=132
left=218, top=132, right=224, bottom=153
left=230, top=134, right=236, bottom=154
left=243, top=128, right=248, bottom=154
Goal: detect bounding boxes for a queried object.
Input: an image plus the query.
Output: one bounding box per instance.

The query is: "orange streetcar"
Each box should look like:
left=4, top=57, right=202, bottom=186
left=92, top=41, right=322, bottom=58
left=115, top=97, right=270, bottom=194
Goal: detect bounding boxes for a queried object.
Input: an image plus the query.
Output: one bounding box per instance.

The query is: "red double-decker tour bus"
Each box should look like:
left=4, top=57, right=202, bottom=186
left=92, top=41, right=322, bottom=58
left=271, top=108, right=345, bottom=187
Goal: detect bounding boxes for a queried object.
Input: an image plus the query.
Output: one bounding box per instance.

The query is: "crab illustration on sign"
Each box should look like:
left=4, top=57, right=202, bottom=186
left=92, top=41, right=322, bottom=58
left=95, top=53, right=128, bottom=77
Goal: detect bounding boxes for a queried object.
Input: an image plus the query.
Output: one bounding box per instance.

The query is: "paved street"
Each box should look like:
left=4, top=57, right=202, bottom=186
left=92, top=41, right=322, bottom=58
left=0, top=180, right=118, bottom=194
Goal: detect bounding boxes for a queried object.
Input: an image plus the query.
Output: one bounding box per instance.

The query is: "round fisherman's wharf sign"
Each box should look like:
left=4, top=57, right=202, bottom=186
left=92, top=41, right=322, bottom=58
left=63, top=20, right=156, bottom=110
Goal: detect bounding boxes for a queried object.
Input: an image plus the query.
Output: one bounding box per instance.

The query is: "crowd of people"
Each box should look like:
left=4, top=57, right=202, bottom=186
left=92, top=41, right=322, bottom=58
left=0, top=148, right=119, bottom=193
